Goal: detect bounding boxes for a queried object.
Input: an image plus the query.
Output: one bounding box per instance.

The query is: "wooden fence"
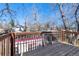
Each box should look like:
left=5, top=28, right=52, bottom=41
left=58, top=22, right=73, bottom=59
left=1, top=30, right=79, bottom=56
left=0, top=33, right=14, bottom=56
left=0, top=32, right=45, bottom=56
left=61, top=30, right=79, bottom=46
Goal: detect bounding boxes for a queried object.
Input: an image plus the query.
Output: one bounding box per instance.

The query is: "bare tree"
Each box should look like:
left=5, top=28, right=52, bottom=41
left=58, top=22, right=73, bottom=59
left=73, top=4, right=79, bottom=31
left=0, top=3, right=16, bottom=32
left=0, top=3, right=16, bottom=19
left=32, top=4, right=41, bottom=31
left=24, top=17, right=27, bottom=31
left=57, top=4, right=68, bottom=30
left=50, top=3, right=69, bottom=30
left=24, top=16, right=30, bottom=32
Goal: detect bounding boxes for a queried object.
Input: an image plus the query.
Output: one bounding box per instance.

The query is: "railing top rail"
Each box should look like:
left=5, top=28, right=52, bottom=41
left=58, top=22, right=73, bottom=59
left=0, top=31, right=61, bottom=40
left=63, top=30, right=79, bottom=34
left=0, top=33, right=11, bottom=39
left=14, top=32, right=42, bottom=36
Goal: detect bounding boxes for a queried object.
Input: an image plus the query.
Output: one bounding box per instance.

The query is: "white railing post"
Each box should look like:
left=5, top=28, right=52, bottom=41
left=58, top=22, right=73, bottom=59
left=26, top=40, right=28, bottom=52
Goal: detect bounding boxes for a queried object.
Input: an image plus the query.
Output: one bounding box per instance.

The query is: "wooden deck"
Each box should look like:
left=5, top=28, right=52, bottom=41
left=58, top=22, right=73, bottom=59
left=23, top=42, right=79, bottom=56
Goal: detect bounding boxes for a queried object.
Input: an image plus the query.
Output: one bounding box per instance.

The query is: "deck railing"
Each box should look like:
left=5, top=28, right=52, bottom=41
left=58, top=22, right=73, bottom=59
left=14, top=32, right=45, bottom=56
left=61, top=30, right=79, bottom=46
left=0, top=32, right=45, bottom=56
left=1, top=30, right=79, bottom=56
left=0, top=33, right=13, bottom=56
left=0, top=31, right=61, bottom=56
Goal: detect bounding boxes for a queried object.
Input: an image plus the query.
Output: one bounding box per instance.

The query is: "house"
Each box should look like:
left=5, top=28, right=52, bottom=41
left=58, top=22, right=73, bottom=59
left=11, top=25, right=24, bottom=32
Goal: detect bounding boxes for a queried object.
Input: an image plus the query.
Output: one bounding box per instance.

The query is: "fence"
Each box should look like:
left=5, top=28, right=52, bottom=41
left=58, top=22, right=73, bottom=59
left=61, top=30, right=79, bottom=46
left=0, top=31, right=63, bottom=56
left=0, top=33, right=14, bottom=56
left=0, top=32, right=44, bottom=56
left=1, top=30, right=78, bottom=56
left=14, top=32, right=44, bottom=56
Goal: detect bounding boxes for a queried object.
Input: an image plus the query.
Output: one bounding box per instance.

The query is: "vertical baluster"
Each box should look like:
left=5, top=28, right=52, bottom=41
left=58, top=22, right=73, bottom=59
left=2, top=39, right=3, bottom=56
left=33, top=35, right=35, bottom=50
left=30, top=37, right=33, bottom=50
left=40, top=35, right=41, bottom=47
left=38, top=35, right=39, bottom=45
left=15, top=36, right=16, bottom=55
left=39, top=35, right=41, bottom=46
left=25, top=36, right=26, bottom=52
left=24, top=35, right=26, bottom=53
left=29, top=39, right=31, bottom=51
left=16, top=36, right=17, bottom=55
left=40, top=35, right=42, bottom=47
left=32, top=39, right=34, bottom=50
left=37, top=35, right=38, bottom=47
left=4, top=38, right=6, bottom=56
left=21, top=36, right=23, bottom=56
left=31, top=35, right=32, bottom=50
left=3, top=39, right=5, bottom=56
left=18, top=42, right=19, bottom=55
left=26, top=35, right=28, bottom=52
left=26, top=35, right=27, bottom=52
left=7, top=37, right=9, bottom=56
left=39, top=35, right=40, bottom=47
left=35, top=35, right=38, bottom=49
left=28, top=35, right=30, bottom=51
left=23, top=35, right=25, bottom=54
left=20, top=41, right=23, bottom=56
left=30, top=40, right=31, bottom=51
left=33, top=34, right=35, bottom=50
left=24, top=40, right=26, bottom=53
left=23, top=35, right=24, bottom=55
left=16, top=36, right=19, bottom=55
left=31, top=35, right=32, bottom=51
left=15, top=37, right=17, bottom=55
left=37, top=35, right=38, bottom=48
left=5, top=38, right=7, bottom=56
left=0, top=39, right=2, bottom=56
left=42, top=34, right=44, bottom=47
left=16, top=36, right=18, bottom=55
left=34, top=39, right=36, bottom=50
left=9, top=36, right=11, bottom=56
left=32, top=35, right=34, bottom=50
left=20, top=36, right=21, bottom=55
left=31, top=39, right=33, bottom=50
left=28, top=36, right=30, bottom=51
left=5, top=37, right=9, bottom=56
left=16, top=35, right=18, bottom=55
left=23, top=35, right=25, bottom=53
left=32, top=38, right=34, bottom=50
left=42, top=35, right=43, bottom=46
left=39, top=34, right=40, bottom=46
left=34, top=35, right=36, bottom=49
left=26, top=40, right=28, bottom=52
left=33, top=35, right=36, bottom=50
left=35, top=35, right=37, bottom=49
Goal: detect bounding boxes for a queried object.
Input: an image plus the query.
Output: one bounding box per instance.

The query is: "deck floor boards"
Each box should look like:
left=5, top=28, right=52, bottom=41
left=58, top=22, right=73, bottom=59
left=23, top=42, right=79, bottom=56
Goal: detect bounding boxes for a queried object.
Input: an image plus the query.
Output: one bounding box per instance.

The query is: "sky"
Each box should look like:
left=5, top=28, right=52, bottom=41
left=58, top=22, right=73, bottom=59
left=0, top=3, right=71, bottom=27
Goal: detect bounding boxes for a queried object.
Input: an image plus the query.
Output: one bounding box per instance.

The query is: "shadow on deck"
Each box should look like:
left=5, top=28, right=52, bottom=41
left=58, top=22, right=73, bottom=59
left=23, top=42, right=79, bottom=56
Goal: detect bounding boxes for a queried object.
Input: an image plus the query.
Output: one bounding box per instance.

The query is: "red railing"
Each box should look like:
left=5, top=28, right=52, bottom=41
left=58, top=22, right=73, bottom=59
left=14, top=32, right=44, bottom=55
